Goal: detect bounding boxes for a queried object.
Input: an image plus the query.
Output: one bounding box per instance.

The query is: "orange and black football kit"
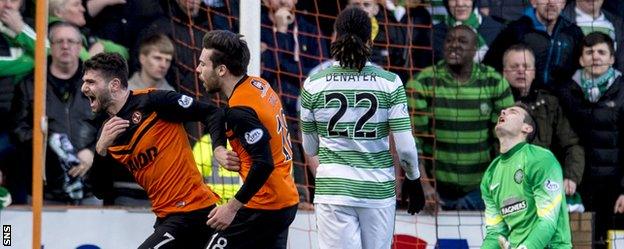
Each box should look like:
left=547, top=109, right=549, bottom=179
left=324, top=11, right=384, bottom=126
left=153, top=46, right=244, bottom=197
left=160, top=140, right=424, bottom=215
left=205, top=75, right=299, bottom=249
left=91, top=89, right=226, bottom=249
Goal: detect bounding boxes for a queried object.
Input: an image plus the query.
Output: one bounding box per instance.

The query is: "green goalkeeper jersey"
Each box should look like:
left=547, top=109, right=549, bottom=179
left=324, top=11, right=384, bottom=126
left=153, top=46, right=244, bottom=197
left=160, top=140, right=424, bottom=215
left=481, top=142, right=572, bottom=249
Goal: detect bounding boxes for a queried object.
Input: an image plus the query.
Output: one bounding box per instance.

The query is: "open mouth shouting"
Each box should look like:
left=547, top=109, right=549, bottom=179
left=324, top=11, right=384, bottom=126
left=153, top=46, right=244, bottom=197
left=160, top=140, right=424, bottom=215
left=498, top=116, right=506, bottom=124
left=83, top=90, right=100, bottom=112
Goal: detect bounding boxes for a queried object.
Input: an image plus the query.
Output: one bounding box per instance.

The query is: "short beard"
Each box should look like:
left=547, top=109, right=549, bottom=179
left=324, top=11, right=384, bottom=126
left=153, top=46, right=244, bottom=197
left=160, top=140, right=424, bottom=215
left=98, top=91, right=113, bottom=114
left=205, top=75, right=221, bottom=94
left=207, top=86, right=221, bottom=94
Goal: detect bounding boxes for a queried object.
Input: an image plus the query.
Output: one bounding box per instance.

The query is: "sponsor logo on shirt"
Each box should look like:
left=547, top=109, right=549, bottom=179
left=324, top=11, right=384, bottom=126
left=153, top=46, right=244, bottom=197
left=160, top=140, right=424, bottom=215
left=251, top=79, right=268, bottom=97
left=544, top=179, right=560, bottom=192
left=500, top=200, right=527, bottom=216
left=178, top=95, right=193, bottom=108
left=126, top=146, right=158, bottom=171
left=245, top=128, right=263, bottom=144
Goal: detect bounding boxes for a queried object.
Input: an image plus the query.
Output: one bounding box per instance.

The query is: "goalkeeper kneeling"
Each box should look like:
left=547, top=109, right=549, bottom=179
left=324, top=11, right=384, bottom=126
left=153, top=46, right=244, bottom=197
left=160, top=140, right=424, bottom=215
left=481, top=104, right=572, bottom=249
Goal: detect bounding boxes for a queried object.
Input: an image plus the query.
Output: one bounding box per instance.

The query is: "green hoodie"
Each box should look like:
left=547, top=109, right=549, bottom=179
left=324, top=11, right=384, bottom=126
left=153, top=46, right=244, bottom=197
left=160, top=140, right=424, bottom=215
left=0, top=23, right=37, bottom=83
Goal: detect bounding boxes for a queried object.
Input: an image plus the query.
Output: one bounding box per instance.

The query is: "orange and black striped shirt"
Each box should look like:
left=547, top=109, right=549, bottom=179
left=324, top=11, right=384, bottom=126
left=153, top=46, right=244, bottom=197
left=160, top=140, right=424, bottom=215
left=225, top=75, right=299, bottom=210
left=92, top=89, right=222, bottom=217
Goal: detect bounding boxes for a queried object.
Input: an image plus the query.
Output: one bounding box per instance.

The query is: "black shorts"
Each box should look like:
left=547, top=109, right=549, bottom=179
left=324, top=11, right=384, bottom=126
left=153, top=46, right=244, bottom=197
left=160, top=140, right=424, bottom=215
left=139, top=205, right=216, bottom=249
left=205, top=204, right=298, bottom=249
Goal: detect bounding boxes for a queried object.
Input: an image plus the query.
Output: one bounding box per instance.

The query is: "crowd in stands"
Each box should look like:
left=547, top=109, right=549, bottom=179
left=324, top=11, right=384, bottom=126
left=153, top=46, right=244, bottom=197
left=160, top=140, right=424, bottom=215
left=0, top=0, right=624, bottom=246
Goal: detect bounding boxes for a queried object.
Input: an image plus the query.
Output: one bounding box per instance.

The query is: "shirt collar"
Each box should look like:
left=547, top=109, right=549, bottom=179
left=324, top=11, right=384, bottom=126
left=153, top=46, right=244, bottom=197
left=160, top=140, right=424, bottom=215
left=501, top=142, right=527, bottom=160
left=331, top=61, right=374, bottom=68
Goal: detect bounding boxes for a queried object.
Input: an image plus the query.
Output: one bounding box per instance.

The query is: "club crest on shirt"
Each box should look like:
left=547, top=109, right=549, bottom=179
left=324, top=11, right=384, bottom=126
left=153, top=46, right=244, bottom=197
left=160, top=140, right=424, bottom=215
left=245, top=128, right=263, bottom=144
left=178, top=95, right=193, bottom=108
left=480, top=102, right=491, bottom=115
left=251, top=79, right=268, bottom=97
left=514, top=169, right=524, bottom=184
left=131, top=111, right=142, bottom=124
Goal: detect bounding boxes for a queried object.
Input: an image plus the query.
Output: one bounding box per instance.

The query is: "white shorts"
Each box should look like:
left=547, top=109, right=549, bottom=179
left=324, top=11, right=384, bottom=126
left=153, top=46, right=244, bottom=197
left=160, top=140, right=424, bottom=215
left=315, top=203, right=395, bottom=249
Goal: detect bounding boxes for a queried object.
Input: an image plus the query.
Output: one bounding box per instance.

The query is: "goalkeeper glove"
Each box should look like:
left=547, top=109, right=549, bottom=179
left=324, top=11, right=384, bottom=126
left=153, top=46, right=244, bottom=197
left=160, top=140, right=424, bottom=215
left=401, top=178, right=425, bottom=214
left=498, top=236, right=511, bottom=249
left=498, top=236, right=526, bottom=249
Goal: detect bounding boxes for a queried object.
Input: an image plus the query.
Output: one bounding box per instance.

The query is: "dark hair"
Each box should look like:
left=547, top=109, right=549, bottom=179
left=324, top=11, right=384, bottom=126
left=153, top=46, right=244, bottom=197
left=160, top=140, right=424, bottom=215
left=582, top=32, right=615, bottom=55
left=202, top=30, right=250, bottom=76
left=331, top=6, right=372, bottom=71
left=83, top=52, right=129, bottom=88
left=514, top=102, right=537, bottom=143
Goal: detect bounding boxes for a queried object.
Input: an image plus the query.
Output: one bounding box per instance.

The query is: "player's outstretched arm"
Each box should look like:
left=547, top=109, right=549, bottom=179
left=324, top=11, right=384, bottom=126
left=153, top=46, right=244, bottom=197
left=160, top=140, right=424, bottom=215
left=147, top=90, right=227, bottom=149
left=146, top=90, right=222, bottom=123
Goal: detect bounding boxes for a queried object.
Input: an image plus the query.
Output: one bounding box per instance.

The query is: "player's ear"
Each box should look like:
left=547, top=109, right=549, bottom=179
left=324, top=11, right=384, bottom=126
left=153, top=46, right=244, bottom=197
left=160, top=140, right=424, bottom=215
left=109, top=78, right=121, bottom=91
left=217, top=64, right=227, bottom=77
left=521, top=123, right=533, bottom=136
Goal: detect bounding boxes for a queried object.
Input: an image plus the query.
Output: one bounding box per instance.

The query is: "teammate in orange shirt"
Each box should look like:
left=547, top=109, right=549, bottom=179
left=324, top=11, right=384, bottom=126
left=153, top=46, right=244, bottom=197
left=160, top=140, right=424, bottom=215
left=199, top=30, right=299, bottom=249
left=82, top=52, right=225, bottom=248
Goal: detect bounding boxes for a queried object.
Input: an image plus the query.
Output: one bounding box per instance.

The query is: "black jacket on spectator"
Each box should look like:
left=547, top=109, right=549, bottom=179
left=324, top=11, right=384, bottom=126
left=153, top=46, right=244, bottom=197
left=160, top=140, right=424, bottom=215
left=370, top=8, right=397, bottom=69
left=561, top=2, right=624, bottom=72
left=12, top=62, right=98, bottom=194
left=433, top=14, right=505, bottom=63
left=558, top=73, right=624, bottom=244
left=0, top=77, right=15, bottom=132
left=382, top=6, right=432, bottom=82
left=484, top=13, right=584, bottom=89
left=476, top=0, right=528, bottom=23
left=83, top=0, right=164, bottom=50
left=558, top=74, right=624, bottom=188
left=603, top=0, right=624, bottom=17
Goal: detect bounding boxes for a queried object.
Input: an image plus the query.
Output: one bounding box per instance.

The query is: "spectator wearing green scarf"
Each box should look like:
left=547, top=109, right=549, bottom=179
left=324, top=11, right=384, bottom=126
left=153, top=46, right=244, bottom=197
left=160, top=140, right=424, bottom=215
left=432, top=0, right=505, bottom=63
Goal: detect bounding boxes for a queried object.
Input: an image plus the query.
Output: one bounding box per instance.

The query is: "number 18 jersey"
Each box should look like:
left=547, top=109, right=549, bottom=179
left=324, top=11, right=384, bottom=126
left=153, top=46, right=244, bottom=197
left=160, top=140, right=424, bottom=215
left=226, top=75, right=299, bottom=210
left=300, top=62, right=413, bottom=208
